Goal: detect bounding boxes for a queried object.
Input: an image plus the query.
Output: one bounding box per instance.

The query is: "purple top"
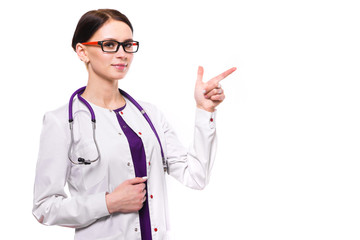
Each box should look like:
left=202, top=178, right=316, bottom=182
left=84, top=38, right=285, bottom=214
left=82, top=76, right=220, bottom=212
left=113, top=105, right=152, bottom=240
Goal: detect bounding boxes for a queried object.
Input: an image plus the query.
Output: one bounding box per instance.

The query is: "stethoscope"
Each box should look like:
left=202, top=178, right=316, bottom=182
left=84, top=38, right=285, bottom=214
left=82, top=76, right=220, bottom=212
left=67, top=86, right=168, bottom=173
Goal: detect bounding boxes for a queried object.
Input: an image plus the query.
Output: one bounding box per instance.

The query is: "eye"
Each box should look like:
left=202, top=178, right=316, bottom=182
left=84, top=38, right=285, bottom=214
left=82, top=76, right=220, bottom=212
left=124, top=42, right=134, bottom=49
left=103, top=41, right=117, bottom=49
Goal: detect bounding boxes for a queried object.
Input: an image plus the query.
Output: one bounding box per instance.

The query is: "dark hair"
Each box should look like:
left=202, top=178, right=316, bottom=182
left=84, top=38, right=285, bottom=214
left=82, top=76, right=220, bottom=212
left=71, top=9, right=133, bottom=51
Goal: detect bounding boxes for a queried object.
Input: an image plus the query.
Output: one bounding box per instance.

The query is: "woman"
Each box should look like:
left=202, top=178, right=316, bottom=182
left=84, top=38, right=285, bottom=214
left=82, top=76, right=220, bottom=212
left=32, top=9, right=236, bottom=240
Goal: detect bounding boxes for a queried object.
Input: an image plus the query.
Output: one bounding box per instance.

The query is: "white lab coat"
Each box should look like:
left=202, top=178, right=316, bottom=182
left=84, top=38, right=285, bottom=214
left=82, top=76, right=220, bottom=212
left=33, top=95, right=217, bottom=240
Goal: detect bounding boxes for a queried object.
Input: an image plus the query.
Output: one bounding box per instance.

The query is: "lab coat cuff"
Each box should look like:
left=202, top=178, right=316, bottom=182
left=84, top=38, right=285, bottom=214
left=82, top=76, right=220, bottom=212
left=93, top=192, right=111, bottom=218
left=195, top=107, right=217, bottom=129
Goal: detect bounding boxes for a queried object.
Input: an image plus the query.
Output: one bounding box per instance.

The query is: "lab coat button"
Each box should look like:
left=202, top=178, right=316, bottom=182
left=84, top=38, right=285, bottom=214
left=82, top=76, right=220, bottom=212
left=121, top=111, right=123, bottom=115
left=209, top=115, right=216, bottom=129
left=150, top=195, right=153, bottom=199
left=138, top=132, right=142, bottom=135
left=127, top=162, right=131, bottom=166
left=154, top=228, right=158, bottom=232
left=134, top=228, right=138, bottom=232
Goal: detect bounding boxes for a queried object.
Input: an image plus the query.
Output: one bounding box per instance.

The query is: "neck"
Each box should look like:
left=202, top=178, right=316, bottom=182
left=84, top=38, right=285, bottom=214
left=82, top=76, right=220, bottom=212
left=81, top=76, right=125, bottom=110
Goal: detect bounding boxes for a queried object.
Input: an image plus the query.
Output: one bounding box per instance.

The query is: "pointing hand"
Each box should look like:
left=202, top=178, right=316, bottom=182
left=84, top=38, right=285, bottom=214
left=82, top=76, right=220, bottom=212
left=194, top=66, right=237, bottom=112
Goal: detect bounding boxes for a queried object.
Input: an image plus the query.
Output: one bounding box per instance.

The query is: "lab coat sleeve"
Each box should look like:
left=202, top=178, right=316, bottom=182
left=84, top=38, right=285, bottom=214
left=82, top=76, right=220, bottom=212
left=162, top=108, right=217, bottom=190
left=32, top=111, right=110, bottom=228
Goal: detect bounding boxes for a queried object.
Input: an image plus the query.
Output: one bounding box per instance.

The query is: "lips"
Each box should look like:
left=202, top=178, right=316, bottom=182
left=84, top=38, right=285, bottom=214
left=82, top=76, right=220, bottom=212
left=112, top=63, right=128, bottom=70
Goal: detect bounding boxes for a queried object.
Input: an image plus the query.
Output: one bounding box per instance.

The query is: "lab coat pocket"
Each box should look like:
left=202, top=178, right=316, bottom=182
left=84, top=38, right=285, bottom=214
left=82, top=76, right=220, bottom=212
left=69, top=140, right=107, bottom=192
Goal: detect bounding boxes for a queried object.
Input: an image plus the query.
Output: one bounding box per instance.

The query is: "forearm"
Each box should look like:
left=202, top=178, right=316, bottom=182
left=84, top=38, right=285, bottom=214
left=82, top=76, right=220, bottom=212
left=167, top=108, right=217, bottom=189
left=33, top=191, right=109, bottom=228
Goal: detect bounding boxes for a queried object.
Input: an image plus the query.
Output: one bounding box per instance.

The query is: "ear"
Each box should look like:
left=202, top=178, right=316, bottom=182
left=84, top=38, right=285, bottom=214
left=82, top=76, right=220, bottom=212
left=76, top=43, right=89, bottom=63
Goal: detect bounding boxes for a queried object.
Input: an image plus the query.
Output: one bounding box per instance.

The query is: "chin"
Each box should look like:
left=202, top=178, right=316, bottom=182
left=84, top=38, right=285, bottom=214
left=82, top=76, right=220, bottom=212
left=110, top=73, right=128, bottom=81
left=114, top=69, right=129, bottom=79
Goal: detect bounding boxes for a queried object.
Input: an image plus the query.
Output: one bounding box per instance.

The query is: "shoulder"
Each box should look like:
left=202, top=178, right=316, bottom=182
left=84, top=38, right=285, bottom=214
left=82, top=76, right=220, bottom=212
left=42, top=103, right=69, bottom=127
left=138, top=100, right=165, bottom=119
left=138, top=100, right=159, bottom=113
left=127, top=98, right=167, bottom=126
left=38, top=103, right=70, bottom=143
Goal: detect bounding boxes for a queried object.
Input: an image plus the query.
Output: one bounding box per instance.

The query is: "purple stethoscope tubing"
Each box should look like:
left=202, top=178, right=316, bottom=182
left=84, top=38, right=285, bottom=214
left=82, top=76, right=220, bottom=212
left=68, top=86, right=168, bottom=172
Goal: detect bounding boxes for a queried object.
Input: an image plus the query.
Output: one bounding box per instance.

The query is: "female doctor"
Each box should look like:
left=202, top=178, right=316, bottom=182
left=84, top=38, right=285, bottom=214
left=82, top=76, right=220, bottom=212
left=32, top=9, right=236, bottom=240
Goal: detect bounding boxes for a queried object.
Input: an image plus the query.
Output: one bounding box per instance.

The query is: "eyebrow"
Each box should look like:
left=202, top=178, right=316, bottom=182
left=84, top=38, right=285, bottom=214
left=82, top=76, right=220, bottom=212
left=103, top=38, right=134, bottom=42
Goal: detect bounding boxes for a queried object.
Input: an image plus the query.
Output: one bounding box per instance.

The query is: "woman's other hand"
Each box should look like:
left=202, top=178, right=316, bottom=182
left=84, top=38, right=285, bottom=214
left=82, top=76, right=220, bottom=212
left=194, top=66, right=237, bottom=112
left=105, top=177, right=147, bottom=214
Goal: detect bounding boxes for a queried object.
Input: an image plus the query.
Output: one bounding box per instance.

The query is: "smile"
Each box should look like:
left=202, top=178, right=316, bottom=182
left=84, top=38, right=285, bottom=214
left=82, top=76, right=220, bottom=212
left=112, top=64, right=128, bottom=70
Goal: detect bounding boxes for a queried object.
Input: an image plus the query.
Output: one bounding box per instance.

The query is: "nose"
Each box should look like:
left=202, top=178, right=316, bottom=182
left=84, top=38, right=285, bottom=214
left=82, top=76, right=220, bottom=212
left=115, top=45, right=127, bottom=58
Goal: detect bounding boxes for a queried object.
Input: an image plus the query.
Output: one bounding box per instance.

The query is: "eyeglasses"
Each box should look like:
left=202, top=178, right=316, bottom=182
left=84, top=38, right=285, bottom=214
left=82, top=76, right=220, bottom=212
left=82, top=40, right=139, bottom=53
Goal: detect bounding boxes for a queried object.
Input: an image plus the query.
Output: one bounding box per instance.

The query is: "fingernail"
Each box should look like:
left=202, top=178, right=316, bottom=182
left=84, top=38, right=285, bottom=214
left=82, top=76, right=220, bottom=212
left=202, top=89, right=206, bottom=94
left=142, top=176, right=148, bottom=180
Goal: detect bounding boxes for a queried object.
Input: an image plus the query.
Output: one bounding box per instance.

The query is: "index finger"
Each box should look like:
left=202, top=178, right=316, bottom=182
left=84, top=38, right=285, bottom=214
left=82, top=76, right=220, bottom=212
left=211, top=67, right=237, bottom=85
left=128, top=177, right=147, bottom=185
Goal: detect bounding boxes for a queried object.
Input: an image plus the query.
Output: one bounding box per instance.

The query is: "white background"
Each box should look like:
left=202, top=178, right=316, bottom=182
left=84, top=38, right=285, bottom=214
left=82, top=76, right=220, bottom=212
left=1, top=0, right=359, bottom=239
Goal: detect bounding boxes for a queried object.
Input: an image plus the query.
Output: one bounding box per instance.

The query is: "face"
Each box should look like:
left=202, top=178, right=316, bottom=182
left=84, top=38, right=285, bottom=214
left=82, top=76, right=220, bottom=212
left=78, top=20, right=134, bottom=81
